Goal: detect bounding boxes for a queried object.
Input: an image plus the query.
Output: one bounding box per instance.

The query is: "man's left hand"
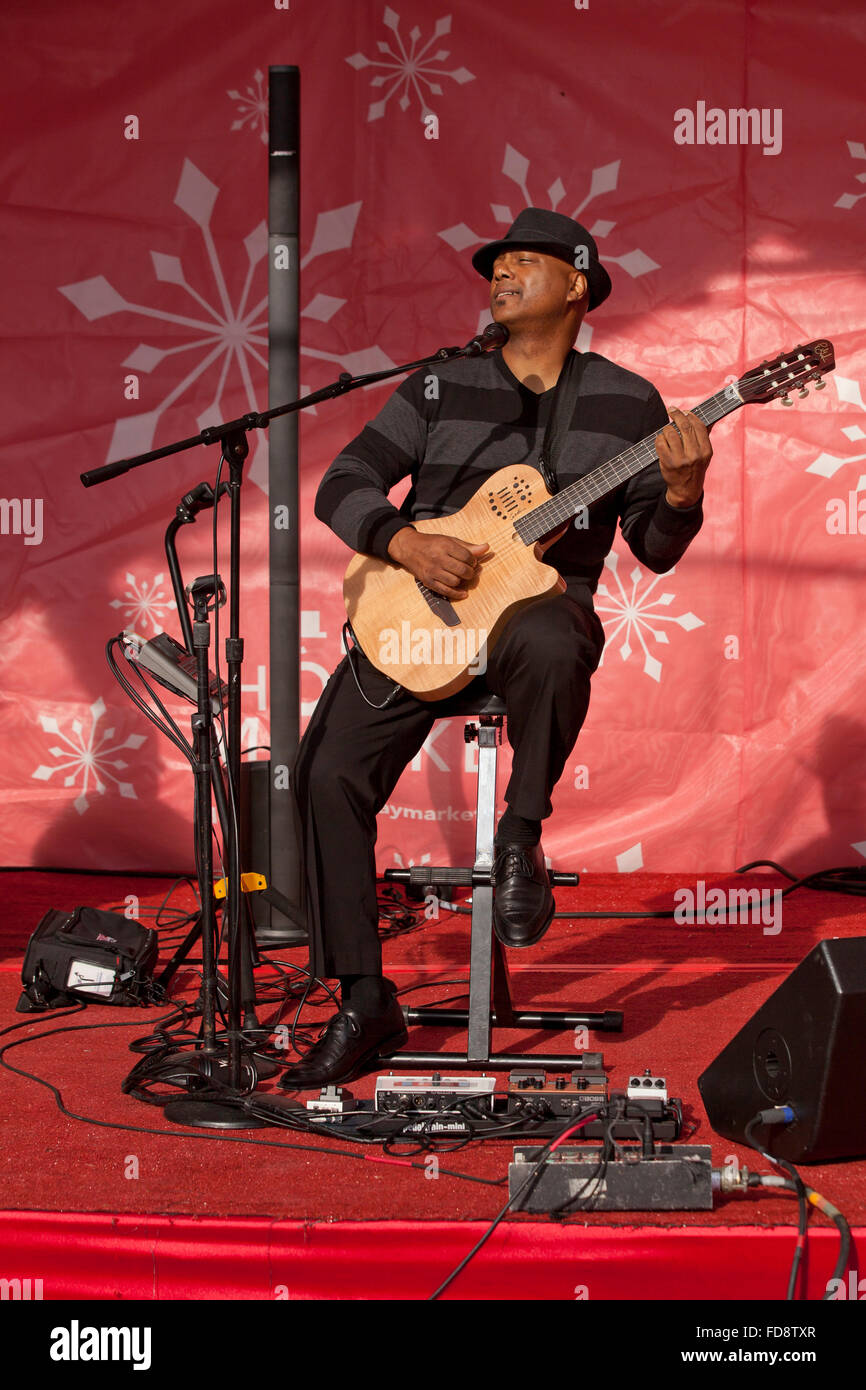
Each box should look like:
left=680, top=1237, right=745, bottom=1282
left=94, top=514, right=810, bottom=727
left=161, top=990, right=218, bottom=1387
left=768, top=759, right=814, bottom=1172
left=656, top=407, right=712, bottom=508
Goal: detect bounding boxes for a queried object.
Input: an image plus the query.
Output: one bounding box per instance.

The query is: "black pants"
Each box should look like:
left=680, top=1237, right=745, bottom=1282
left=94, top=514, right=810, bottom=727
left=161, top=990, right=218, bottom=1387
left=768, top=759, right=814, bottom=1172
left=293, top=594, right=604, bottom=978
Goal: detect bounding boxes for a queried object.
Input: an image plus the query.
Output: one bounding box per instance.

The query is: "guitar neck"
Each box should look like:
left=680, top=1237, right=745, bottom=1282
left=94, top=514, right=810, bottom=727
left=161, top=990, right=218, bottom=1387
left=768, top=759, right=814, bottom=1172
left=515, top=384, right=744, bottom=545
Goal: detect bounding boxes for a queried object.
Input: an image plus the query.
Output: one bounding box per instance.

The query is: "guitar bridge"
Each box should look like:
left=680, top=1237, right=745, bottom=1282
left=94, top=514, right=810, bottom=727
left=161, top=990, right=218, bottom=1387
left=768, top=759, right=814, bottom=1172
left=415, top=580, right=460, bottom=626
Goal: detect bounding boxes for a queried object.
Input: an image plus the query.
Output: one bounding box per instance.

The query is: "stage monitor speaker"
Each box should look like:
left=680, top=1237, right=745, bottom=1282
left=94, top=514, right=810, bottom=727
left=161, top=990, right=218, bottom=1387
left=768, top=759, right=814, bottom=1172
left=698, top=936, right=866, bottom=1163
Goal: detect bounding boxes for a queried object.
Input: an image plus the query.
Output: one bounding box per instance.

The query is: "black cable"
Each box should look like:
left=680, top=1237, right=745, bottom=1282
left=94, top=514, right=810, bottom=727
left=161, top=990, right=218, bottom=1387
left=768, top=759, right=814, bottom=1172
left=126, top=653, right=196, bottom=759
left=209, top=452, right=243, bottom=944
left=737, top=858, right=866, bottom=898
left=0, top=1014, right=502, bottom=1188
left=376, top=883, right=425, bottom=938
left=428, top=1111, right=601, bottom=1299
left=104, top=877, right=200, bottom=939
left=552, top=1098, right=622, bottom=1217
left=747, top=1174, right=852, bottom=1298
left=342, top=621, right=404, bottom=711
left=744, top=1113, right=810, bottom=1299
left=105, top=636, right=195, bottom=765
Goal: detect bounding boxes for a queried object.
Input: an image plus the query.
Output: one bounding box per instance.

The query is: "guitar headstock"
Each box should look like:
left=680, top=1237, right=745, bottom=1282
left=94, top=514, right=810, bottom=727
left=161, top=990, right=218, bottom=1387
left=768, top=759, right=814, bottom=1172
left=736, top=339, right=836, bottom=406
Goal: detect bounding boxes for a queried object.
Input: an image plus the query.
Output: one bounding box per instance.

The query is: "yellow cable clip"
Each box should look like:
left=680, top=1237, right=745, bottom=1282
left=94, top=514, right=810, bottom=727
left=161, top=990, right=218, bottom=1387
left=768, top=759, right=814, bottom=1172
left=213, top=872, right=268, bottom=899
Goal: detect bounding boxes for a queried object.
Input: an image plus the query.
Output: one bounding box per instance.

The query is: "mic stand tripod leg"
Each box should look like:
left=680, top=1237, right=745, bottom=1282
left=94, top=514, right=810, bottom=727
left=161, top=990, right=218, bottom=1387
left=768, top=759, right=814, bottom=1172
left=152, top=751, right=244, bottom=992
left=211, top=735, right=280, bottom=1071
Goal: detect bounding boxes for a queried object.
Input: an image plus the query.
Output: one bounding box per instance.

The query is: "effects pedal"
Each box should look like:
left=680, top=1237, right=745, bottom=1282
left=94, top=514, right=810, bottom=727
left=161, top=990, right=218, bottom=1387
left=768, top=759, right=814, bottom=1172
left=375, top=1073, right=496, bottom=1115
left=306, top=1086, right=352, bottom=1114
left=627, top=1068, right=668, bottom=1102
left=505, top=1068, right=608, bottom=1118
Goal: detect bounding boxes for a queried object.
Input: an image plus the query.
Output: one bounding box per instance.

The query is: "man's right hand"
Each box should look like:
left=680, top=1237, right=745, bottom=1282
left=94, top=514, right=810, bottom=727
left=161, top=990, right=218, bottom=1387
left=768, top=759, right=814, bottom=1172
left=387, top=527, right=490, bottom=600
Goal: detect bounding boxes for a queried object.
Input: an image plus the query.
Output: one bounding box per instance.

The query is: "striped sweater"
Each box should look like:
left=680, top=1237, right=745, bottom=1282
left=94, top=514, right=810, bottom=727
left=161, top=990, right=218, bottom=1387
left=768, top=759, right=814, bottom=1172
left=315, top=347, right=703, bottom=611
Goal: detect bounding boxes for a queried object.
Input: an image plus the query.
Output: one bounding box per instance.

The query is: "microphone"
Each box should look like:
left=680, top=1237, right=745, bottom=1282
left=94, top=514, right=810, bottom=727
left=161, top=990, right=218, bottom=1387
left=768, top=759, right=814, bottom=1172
left=461, top=322, right=509, bottom=356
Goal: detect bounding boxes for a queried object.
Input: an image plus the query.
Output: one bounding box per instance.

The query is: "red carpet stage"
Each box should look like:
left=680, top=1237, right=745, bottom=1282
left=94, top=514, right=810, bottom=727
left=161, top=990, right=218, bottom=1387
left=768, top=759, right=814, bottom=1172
left=1, top=870, right=863, bottom=1301
left=2, top=3, right=865, bottom=1321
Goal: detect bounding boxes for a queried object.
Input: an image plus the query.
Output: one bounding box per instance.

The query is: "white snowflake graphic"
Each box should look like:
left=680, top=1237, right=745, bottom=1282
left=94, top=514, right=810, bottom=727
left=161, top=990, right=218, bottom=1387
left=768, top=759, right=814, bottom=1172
left=392, top=849, right=432, bottom=869
left=834, top=140, right=866, bottom=210
left=31, top=697, right=146, bottom=815
left=595, top=551, right=703, bottom=682
left=439, top=145, right=660, bottom=343
left=59, top=161, right=393, bottom=493
left=346, top=8, right=474, bottom=122
left=228, top=69, right=268, bottom=144
left=616, top=842, right=644, bottom=873
left=806, top=373, right=866, bottom=491
left=109, top=571, right=177, bottom=634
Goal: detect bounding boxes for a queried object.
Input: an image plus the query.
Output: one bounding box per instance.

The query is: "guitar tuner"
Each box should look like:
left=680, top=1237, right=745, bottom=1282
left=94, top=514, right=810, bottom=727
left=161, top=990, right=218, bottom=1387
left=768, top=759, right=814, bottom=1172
left=781, top=395, right=793, bottom=406
left=815, top=379, right=826, bottom=389
left=798, top=388, right=809, bottom=398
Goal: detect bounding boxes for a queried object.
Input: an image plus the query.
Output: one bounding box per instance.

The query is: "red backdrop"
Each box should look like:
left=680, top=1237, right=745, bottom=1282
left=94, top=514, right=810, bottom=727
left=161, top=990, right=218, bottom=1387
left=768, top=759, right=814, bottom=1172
left=1, top=0, right=864, bottom=878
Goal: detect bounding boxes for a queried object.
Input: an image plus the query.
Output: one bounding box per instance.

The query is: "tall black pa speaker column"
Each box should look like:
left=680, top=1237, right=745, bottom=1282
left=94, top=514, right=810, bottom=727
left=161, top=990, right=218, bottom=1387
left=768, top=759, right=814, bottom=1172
left=265, top=65, right=307, bottom=944
left=698, top=936, right=866, bottom=1163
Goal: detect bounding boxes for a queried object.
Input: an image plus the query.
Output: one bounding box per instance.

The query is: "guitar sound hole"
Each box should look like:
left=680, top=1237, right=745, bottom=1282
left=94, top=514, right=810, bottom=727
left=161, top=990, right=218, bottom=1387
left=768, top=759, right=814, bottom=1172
left=488, top=480, right=530, bottom=515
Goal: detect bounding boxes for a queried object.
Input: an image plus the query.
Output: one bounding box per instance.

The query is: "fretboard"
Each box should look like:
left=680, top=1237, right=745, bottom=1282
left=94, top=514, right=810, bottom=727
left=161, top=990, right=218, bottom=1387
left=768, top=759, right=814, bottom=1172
left=515, top=385, right=742, bottom=544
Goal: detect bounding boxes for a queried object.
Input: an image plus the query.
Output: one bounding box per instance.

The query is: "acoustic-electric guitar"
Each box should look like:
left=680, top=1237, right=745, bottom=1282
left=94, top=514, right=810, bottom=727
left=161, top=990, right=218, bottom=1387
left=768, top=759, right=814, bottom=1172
left=343, top=340, right=836, bottom=700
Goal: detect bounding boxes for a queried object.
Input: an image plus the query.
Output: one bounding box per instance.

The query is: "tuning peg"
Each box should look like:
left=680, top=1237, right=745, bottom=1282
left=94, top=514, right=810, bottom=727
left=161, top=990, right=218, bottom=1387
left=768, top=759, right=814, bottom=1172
left=798, top=387, right=809, bottom=398
left=814, top=377, right=826, bottom=390
left=780, top=394, right=793, bottom=406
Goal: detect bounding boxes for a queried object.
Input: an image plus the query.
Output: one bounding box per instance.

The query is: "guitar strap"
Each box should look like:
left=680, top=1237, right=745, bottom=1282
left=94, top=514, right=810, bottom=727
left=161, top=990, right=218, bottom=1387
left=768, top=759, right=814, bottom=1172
left=536, top=348, right=590, bottom=496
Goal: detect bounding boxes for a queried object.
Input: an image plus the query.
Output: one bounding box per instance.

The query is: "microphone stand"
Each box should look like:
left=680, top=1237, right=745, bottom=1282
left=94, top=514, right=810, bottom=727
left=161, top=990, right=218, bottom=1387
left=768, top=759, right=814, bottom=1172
left=156, top=482, right=288, bottom=1039
left=81, top=323, right=508, bottom=1129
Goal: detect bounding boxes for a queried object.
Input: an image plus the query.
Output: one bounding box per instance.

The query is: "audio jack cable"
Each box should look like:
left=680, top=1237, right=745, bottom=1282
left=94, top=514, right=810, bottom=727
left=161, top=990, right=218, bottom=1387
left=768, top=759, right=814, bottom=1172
left=713, top=1106, right=851, bottom=1299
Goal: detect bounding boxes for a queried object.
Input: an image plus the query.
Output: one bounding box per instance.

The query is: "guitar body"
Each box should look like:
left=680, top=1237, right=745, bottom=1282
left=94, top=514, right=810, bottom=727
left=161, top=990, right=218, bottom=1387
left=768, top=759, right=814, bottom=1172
left=343, top=465, right=566, bottom=700
left=341, top=337, right=835, bottom=701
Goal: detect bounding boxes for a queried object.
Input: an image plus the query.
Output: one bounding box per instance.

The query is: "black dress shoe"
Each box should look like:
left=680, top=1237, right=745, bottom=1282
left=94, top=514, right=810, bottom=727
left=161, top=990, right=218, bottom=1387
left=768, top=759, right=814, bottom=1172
left=492, top=841, right=555, bottom=948
left=277, top=994, right=408, bottom=1090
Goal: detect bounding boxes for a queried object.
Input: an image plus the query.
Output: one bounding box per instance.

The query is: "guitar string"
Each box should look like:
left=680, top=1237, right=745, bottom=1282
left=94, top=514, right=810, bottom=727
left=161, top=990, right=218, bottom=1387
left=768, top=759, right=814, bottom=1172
left=469, top=395, right=732, bottom=574
left=415, top=398, right=740, bottom=598
left=405, top=396, right=727, bottom=608
left=408, top=366, right=818, bottom=608
left=517, top=392, right=744, bottom=544
left=490, top=370, right=813, bottom=558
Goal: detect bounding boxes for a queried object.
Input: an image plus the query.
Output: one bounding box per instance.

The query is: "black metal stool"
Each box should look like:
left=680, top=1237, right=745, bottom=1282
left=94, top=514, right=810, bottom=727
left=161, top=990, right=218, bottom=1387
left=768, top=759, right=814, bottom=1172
left=380, top=687, right=623, bottom=1069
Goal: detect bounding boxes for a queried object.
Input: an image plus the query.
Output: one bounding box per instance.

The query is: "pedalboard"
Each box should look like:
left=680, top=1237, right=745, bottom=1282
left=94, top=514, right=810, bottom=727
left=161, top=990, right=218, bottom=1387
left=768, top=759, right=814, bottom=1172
left=275, top=1061, right=682, bottom=1148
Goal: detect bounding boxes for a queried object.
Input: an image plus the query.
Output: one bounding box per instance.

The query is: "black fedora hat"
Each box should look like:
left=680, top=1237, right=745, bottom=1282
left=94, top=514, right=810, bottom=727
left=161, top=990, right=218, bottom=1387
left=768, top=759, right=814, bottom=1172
left=471, top=206, right=612, bottom=312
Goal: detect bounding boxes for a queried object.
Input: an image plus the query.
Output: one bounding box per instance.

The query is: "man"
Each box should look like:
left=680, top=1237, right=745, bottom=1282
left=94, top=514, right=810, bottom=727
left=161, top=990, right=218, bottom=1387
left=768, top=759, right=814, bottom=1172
left=280, top=207, right=712, bottom=1089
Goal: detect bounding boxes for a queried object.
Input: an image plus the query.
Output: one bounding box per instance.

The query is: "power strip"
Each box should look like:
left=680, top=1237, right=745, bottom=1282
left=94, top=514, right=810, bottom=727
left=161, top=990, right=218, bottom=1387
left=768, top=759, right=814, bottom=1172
left=509, top=1144, right=714, bottom=1212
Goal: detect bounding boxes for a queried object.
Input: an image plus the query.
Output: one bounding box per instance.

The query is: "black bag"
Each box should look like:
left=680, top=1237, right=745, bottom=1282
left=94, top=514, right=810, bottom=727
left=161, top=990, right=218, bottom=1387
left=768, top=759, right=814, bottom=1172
left=17, top=906, right=159, bottom=1012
